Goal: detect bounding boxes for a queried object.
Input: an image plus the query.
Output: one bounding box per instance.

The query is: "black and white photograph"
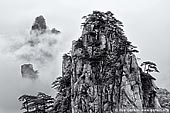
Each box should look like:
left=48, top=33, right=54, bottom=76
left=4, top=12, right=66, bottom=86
left=0, top=0, right=170, bottom=113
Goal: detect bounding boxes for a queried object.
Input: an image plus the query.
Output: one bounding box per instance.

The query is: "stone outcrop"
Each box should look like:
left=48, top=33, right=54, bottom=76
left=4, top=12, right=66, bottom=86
left=54, top=11, right=163, bottom=113
left=30, top=15, right=60, bottom=36
left=140, top=68, right=161, bottom=109
left=31, top=15, right=47, bottom=33
left=21, top=64, right=38, bottom=79
left=69, top=11, right=143, bottom=112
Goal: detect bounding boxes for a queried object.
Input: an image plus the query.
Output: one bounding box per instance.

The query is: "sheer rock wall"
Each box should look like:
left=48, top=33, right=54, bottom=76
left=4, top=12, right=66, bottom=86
left=60, top=11, right=161, bottom=113
left=69, top=31, right=143, bottom=113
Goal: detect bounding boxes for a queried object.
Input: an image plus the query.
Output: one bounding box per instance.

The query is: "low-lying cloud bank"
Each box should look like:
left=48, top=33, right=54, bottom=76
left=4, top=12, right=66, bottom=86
left=0, top=25, right=63, bottom=113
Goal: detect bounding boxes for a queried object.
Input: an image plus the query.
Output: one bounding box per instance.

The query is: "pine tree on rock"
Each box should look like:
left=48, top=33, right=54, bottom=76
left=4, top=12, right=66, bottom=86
left=18, top=92, right=54, bottom=113
left=140, top=61, right=161, bottom=109
left=53, top=11, right=146, bottom=113
left=17, top=11, right=164, bottom=113
left=52, top=54, right=72, bottom=113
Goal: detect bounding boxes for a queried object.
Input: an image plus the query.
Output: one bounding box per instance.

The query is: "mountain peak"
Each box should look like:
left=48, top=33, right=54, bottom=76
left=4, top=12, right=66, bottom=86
left=30, top=15, right=60, bottom=35
left=31, top=15, right=47, bottom=33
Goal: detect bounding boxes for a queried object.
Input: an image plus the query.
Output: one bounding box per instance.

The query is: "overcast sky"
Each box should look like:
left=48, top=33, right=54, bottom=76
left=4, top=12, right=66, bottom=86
left=0, top=0, right=170, bottom=113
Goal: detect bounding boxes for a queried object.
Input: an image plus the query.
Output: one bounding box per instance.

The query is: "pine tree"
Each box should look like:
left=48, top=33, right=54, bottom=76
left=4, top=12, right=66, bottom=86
left=18, top=92, right=54, bottom=113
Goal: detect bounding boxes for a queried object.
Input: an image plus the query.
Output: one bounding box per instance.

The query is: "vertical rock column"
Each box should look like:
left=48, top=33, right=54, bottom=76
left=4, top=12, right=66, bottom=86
left=68, top=11, right=144, bottom=113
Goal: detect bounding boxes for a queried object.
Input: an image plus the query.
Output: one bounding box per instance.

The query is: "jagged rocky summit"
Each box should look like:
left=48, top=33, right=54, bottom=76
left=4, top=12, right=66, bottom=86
left=53, top=11, right=167, bottom=113
left=28, top=15, right=60, bottom=47
left=30, top=15, right=60, bottom=36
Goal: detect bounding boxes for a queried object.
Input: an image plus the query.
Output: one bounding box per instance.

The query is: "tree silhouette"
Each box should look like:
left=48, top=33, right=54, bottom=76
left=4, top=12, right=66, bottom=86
left=140, top=61, right=160, bottom=108
left=141, top=61, right=159, bottom=74
left=51, top=72, right=71, bottom=113
left=18, top=95, right=37, bottom=113
left=18, top=92, right=54, bottom=113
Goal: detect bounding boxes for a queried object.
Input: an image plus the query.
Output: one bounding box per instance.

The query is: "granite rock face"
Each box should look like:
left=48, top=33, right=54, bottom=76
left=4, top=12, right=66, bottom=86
left=70, top=15, right=143, bottom=112
left=56, top=11, right=162, bottom=113
left=21, top=64, right=38, bottom=79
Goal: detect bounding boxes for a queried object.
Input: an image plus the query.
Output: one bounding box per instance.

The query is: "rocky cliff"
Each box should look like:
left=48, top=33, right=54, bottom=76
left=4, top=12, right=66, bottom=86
left=71, top=11, right=143, bottom=113
left=53, top=11, right=165, bottom=113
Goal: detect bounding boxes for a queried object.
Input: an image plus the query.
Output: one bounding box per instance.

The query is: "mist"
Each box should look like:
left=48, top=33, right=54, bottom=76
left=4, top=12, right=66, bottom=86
left=0, top=28, right=64, bottom=113
left=0, top=0, right=170, bottom=113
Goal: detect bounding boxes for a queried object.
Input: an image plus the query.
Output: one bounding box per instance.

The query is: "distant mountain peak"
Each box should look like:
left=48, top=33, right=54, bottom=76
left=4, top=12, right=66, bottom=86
left=31, top=15, right=47, bottom=33
left=30, top=15, right=60, bottom=35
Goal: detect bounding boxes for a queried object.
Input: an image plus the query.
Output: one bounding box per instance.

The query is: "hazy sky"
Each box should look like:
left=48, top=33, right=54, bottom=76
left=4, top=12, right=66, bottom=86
left=0, top=0, right=170, bottom=113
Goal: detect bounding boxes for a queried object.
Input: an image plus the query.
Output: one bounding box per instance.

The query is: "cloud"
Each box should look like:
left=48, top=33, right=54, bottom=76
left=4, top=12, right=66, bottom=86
left=0, top=55, right=53, bottom=113
left=0, top=0, right=170, bottom=113
left=0, top=27, right=62, bottom=113
left=3, top=32, right=60, bottom=65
